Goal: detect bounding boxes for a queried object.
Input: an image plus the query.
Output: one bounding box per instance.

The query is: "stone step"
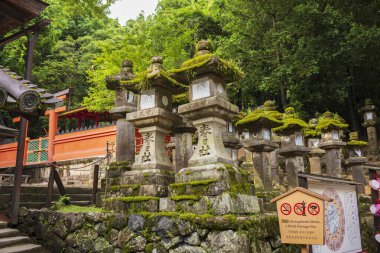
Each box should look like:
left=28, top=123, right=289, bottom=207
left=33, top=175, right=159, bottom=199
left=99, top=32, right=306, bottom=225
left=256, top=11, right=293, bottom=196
left=0, top=186, right=92, bottom=195
left=0, top=229, right=21, bottom=239
left=0, top=244, right=46, bottom=253
left=0, top=193, right=92, bottom=203
left=20, top=200, right=92, bottom=209
left=0, top=236, right=31, bottom=248
left=0, top=223, right=6, bottom=229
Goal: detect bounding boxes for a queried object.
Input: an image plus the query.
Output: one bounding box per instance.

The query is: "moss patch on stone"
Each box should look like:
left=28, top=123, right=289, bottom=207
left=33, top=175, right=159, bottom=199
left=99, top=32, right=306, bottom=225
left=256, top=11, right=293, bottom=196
left=273, top=118, right=309, bottom=133
left=107, top=196, right=159, bottom=203
left=236, top=109, right=283, bottom=128
left=109, top=161, right=132, bottom=171
left=347, top=140, right=368, bottom=146
left=170, top=195, right=200, bottom=202
left=169, top=54, right=243, bottom=82
left=110, top=184, right=140, bottom=192
left=315, top=112, right=349, bottom=131
left=56, top=205, right=108, bottom=213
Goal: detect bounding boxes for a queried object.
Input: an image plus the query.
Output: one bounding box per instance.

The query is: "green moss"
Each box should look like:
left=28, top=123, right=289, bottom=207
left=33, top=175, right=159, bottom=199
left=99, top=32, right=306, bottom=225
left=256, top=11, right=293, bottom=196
left=169, top=53, right=243, bottom=82
left=169, top=195, right=200, bottom=201
left=120, top=68, right=187, bottom=92
left=273, top=118, right=309, bottom=132
left=106, top=196, right=159, bottom=203
left=315, top=112, right=349, bottom=131
left=110, top=184, right=140, bottom=192
left=303, top=128, right=321, bottom=137
left=347, top=140, right=368, bottom=146
left=236, top=109, right=283, bottom=128
left=55, top=205, right=108, bottom=213
left=230, top=182, right=253, bottom=197
left=173, top=91, right=189, bottom=104
left=169, top=179, right=218, bottom=188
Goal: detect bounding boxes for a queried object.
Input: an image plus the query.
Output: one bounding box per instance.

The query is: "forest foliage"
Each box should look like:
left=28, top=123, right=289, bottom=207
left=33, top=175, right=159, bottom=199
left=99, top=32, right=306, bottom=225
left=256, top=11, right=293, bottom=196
left=1, top=0, right=380, bottom=132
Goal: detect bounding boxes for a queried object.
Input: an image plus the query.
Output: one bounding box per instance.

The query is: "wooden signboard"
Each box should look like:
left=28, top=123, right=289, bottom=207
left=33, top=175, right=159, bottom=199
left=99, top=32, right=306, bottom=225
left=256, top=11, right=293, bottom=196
left=271, top=187, right=331, bottom=245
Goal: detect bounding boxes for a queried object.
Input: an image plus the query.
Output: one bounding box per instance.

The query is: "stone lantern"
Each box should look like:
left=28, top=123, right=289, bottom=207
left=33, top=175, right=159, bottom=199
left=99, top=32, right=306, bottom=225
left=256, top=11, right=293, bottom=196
left=236, top=101, right=283, bottom=191
left=223, top=121, right=243, bottom=167
left=122, top=56, right=182, bottom=197
left=317, top=111, right=348, bottom=178
left=106, top=60, right=136, bottom=162
left=273, top=107, right=310, bottom=188
left=164, top=40, right=259, bottom=215
left=360, top=98, right=378, bottom=160
left=346, top=132, right=368, bottom=194
left=304, top=117, right=325, bottom=175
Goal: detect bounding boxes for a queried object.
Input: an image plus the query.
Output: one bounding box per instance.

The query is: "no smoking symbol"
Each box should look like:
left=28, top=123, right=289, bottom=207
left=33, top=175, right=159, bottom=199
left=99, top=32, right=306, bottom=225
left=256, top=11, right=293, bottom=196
left=307, top=203, right=320, bottom=215
left=280, top=203, right=292, bottom=215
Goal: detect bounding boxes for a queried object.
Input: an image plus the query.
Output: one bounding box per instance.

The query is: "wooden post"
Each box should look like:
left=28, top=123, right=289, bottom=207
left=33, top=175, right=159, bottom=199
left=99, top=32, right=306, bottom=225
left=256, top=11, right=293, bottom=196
left=92, top=164, right=99, bottom=205
left=300, top=245, right=309, bottom=253
left=53, top=169, right=66, bottom=196
left=369, top=168, right=380, bottom=252
left=45, top=165, right=55, bottom=207
left=48, top=109, right=57, bottom=162
left=10, top=27, right=42, bottom=225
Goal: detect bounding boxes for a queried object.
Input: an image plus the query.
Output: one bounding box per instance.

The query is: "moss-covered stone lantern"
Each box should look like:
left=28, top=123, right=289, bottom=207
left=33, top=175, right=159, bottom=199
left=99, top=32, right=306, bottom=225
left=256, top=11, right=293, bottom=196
left=106, top=60, right=136, bottom=162
left=303, top=117, right=325, bottom=175
left=360, top=98, right=378, bottom=160
left=236, top=101, right=283, bottom=191
left=118, top=56, right=182, bottom=201
left=163, top=40, right=259, bottom=215
left=273, top=107, right=310, bottom=188
left=346, top=132, right=368, bottom=194
left=316, top=111, right=348, bottom=178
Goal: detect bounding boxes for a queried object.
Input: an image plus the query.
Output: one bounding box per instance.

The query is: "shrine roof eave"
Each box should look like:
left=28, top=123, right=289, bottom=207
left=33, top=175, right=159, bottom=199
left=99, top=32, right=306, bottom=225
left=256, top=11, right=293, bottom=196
left=0, top=0, right=48, bottom=36
left=0, top=124, right=18, bottom=137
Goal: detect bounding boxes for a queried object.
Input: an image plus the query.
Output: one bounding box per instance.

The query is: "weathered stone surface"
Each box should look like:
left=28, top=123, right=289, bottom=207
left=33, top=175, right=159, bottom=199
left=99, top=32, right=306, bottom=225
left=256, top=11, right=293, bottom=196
left=87, top=212, right=110, bottom=223
left=177, top=219, right=193, bottom=236
left=127, top=235, right=147, bottom=251
left=153, top=217, right=179, bottom=238
left=106, top=229, right=119, bottom=244
left=251, top=240, right=272, bottom=253
left=205, top=230, right=250, bottom=253
left=128, top=214, right=145, bottom=233
left=145, top=243, right=168, bottom=253
left=161, top=236, right=183, bottom=250
left=170, top=245, right=207, bottom=253
left=184, top=232, right=201, bottom=246
left=210, top=193, right=260, bottom=215
left=117, top=227, right=135, bottom=248
left=64, top=246, right=80, bottom=253
left=111, top=213, right=127, bottom=230
left=269, top=235, right=282, bottom=249
left=65, top=213, right=85, bottom=232
left=66, top=228, right=98, bottom=248
left=92, top=237, right=113, bottom=253
left=196, top=229, right=208, bottom=239
left=159, top=198, right=176, bottom=212
left=95, top=222, right=107, bottom=235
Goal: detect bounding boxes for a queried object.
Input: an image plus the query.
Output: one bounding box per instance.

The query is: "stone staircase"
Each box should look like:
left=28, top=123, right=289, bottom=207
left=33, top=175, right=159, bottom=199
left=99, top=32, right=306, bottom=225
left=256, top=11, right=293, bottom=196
left=0, top=185, right=93, bottom=211
left=0, top=221, right=48, bottom=253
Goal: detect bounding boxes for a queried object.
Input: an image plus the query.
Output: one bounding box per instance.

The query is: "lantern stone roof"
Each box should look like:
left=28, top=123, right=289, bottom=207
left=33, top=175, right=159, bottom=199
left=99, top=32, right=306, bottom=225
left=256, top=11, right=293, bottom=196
left=346, top=131, right=367, bottom=147
left=0, top=124, right=18, bottom=137
left=273, top=107, right=308, bottom=134
left=303, top=118, right=321, bottom=137
left=171, top=40, right=243, bottom=84
left=315, top=111, right=349, bottom=131
left=0, top=67, right=63, bottom=115
left=119, top=56, right=186, bottom=94
left=0, top=0, right=48, bottom=36
left=236, top=101, right=283, bottom=129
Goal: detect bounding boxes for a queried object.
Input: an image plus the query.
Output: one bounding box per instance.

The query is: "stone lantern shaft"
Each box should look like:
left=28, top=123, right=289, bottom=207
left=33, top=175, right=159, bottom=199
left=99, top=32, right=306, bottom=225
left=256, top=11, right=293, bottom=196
left=106, top=60, right=136, bottom=162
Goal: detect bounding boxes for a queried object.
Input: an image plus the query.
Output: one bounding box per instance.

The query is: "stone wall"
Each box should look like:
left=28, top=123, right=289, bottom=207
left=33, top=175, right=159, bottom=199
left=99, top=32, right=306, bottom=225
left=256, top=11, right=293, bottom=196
left=17, top=209, right=298, bottom=253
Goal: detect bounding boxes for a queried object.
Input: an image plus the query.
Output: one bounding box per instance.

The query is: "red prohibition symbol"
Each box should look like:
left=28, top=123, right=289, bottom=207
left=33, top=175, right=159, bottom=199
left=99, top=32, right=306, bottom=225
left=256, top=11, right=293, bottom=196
left=294, top=202, right=306, bottom=216
left=280, top=203, right=292, bottom=215
left=307, top=202, right=320, bottom=215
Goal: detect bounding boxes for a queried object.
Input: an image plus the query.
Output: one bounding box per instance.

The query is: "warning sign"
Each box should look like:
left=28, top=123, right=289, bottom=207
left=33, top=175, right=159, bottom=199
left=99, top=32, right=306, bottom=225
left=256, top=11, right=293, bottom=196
left=271, top=187, right=331, bottom=245
left=280, top=203, right=292, bottom=215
